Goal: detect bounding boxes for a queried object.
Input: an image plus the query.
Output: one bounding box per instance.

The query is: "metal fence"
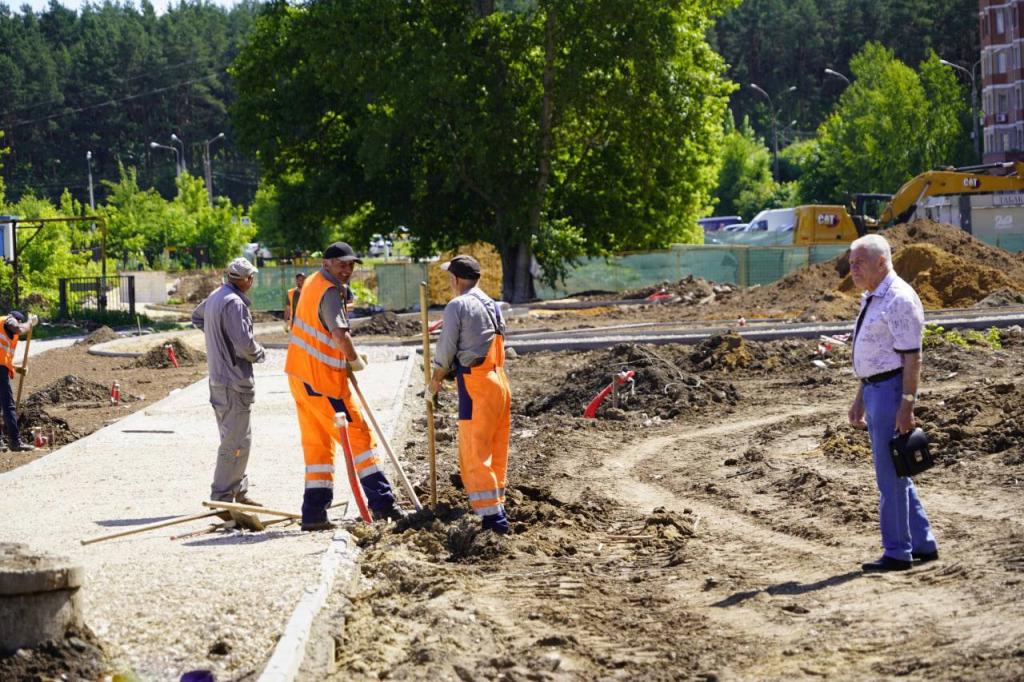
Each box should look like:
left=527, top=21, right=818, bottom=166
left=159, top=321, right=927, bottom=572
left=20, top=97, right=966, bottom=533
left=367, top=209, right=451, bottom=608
left=58, top=276, right=135, bottom=319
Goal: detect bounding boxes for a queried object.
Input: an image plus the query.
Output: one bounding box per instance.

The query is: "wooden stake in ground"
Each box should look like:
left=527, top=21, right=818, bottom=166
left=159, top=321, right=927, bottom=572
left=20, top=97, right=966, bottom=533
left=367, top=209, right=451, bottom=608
left=349, top=373, right=422, bottom=511
left=15, top=323, right=33, bottom=411
left=420, top=282, right=438, bottom=507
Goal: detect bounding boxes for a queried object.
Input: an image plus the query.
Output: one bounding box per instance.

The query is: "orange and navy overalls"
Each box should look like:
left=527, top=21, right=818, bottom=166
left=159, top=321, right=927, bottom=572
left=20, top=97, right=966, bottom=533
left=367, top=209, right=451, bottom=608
left=283, top=271, right=396, bottom=523
left=452, top=295, right=512, bottom=531
left=285, top=287, right=300, bottom=327
left=0, top=317, right=23, bottom=447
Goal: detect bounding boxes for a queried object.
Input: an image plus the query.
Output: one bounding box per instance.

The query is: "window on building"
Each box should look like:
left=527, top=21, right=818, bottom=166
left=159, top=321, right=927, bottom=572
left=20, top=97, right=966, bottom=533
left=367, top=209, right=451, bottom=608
left=1003, top=133, right=1011, bottom=152
left=998, top=51, right=1008, bottom=74
left=997, top=9, right=1005, bottom=34
left=999, top=92, right=1009, bottom=113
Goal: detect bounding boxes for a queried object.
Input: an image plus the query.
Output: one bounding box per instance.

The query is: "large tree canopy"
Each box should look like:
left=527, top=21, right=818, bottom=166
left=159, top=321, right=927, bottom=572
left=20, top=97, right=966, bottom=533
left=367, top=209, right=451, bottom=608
left=806, top=43, right=965, bottom=202
left=232, top=0, right=736, bottom=301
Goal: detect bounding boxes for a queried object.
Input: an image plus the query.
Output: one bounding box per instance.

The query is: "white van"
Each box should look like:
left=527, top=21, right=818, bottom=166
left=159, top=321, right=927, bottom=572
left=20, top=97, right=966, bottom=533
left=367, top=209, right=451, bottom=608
left=745, top=208, right=796, bottom=232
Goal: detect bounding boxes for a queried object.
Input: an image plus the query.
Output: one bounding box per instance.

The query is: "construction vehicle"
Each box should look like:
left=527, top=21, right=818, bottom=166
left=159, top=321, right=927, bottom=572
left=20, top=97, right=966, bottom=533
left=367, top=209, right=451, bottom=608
left=706, top=204, right=860, bottom=246
left=863, top=162, right=1024, bottom=251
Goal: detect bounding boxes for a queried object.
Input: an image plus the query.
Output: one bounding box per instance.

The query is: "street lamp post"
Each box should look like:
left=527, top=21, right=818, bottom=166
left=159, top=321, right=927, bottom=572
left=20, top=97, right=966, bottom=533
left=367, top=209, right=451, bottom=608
left=203, top=133, right=225, bottom=206
left=824, top=68, right=851, bottom=86
left=940, top=58, right=981, bottom=160
left=86, top=151, right=95, bottom=211
left=750, top=83, right=797, bottom=181
left=170, top=133, right=187, bottom=175
left=150, top=141, right=181, bottom=178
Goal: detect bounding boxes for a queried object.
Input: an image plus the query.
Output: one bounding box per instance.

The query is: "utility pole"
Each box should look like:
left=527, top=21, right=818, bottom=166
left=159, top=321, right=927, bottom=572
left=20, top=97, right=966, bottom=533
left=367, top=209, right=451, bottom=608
left=203, top=133, right=225, bottom=206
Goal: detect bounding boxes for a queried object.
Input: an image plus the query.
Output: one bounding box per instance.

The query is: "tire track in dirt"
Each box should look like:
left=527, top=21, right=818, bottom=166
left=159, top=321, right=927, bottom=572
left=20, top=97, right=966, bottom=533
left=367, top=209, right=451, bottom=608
left=558, top=402, right=1024, bottom=680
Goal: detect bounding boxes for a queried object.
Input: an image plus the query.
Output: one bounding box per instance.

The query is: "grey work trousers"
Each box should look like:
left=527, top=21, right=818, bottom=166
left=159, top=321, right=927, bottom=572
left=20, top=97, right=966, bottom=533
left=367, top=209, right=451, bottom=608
left=209, top=381, right=255, bottom=501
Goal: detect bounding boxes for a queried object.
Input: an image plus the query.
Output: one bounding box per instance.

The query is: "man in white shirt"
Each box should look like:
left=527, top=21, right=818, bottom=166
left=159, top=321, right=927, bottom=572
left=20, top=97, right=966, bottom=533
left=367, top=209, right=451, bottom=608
left=847, top=234, right=938, bottom=572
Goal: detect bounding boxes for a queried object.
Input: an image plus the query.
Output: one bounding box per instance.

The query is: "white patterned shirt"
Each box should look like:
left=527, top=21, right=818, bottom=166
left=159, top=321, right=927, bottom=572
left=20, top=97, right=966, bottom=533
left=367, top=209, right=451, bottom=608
left=852, top=270, right=924, bottom=379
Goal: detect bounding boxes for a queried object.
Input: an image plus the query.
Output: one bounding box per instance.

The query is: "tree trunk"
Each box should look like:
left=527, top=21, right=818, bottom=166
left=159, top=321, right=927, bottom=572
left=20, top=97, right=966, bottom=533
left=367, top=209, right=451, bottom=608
left=513, top=2, right=557, bottom=305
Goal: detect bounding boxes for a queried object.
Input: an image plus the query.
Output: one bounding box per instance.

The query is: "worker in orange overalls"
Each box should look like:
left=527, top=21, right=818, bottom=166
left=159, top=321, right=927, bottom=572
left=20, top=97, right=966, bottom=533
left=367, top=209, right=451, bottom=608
left=0, top=310, right=38, bottom=452
left=284, top=272, right=306, bottom=331
left=285, top=242, right=404, bottom=530
left=427, top=255, right=512, bottom=533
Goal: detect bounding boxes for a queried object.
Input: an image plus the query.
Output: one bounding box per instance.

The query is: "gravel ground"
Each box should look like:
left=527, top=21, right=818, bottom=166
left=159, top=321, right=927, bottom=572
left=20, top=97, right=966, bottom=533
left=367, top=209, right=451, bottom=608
left=0, top=346, right=412, bottom=680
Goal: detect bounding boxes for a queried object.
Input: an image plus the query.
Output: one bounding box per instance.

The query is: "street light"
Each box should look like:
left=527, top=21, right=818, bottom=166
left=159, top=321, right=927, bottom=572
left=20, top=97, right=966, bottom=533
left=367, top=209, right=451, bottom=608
left=86, top=151, right=95, bottom=211
left=824, top=68, right=851, bottom=86
left=750, top=83, right=797, bottom=181
left=170, top=133, right=187, bottom=175
left=203, top=132, right=226, bottom=206
left=150, top=141, right=181, bottom=177
left=940, top=58, right=982, bottom=160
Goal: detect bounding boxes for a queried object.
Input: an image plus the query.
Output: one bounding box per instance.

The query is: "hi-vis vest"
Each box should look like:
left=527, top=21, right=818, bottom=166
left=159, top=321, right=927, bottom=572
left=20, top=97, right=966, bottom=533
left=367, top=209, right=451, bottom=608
left=284, top=272, right=348, bottom=397
left=286, top=287, right=299, bottom=318
left=0, top=324, right=19, bottom=379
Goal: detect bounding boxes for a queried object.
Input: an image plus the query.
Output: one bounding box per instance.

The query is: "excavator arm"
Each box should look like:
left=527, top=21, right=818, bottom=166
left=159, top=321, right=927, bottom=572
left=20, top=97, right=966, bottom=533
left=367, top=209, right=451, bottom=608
left=878, top=161, right=1024, bottom=227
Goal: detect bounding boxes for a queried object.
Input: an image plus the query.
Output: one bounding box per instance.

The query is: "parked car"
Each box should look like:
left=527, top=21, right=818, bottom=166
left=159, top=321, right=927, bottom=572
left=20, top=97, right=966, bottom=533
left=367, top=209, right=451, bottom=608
left=698, top=215, right=743, bottom=233
left=367, top=233, right=394, bottom=258
left=745, top=208, right=796, bottom=233
left=721, top=223, right=748, bottom=232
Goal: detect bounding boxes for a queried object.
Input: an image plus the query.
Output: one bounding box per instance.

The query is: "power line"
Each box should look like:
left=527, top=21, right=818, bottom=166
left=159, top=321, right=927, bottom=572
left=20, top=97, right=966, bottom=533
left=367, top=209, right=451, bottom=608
left=2, top=71, right=226, bottom=130
left=0, top=58, right=227, bottom=118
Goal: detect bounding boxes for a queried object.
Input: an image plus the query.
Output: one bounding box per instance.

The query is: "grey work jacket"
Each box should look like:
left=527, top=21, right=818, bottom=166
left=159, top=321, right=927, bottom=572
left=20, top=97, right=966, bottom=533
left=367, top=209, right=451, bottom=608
left=192, top=282, right=266, bottom=387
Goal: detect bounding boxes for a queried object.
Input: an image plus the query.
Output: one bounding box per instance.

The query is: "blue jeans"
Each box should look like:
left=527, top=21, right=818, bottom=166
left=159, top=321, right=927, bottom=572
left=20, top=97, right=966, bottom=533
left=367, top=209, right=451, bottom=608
left=863, top=375, right=937, bottom=561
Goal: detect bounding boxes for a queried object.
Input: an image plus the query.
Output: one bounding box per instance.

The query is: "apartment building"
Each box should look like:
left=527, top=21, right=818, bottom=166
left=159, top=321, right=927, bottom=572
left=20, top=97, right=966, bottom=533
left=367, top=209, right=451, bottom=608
left=981, top=0, right=1024, bottom=162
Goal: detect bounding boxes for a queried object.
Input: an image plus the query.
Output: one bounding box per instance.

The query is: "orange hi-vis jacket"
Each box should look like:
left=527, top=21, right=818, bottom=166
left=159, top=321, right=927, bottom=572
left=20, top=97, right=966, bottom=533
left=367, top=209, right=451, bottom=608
left=286, top=287, right=299, bottom=321
left=0, top=325, right=19, bottom=379
left=284, top=272, right=348, bottom=398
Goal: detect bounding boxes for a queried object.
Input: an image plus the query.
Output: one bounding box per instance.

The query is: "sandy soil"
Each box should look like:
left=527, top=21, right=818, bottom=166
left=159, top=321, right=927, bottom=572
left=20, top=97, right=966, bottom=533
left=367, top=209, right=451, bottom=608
left=327, top=330, right=1024, bottom=681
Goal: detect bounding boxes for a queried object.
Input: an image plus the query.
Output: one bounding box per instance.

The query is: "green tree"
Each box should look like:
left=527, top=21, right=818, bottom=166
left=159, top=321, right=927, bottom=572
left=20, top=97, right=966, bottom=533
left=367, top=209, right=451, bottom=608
left=232, top=0, right=735, bottom=301
left=807, top=44, right=965, bottom=201
left=712, top=116, right=775, bottom=219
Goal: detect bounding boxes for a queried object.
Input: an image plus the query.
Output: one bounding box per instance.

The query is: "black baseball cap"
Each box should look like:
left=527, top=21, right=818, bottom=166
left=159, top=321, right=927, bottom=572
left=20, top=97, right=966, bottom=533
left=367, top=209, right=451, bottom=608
left=323, top=242, right=362, bottom=263
left=8, top=311, right=25, bottom=323
left=442, top=254, right=481, bottom=280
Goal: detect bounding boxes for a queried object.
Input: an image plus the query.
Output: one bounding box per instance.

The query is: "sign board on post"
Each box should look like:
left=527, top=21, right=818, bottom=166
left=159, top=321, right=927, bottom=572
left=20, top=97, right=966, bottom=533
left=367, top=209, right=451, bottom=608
left=0, top=216, right=16, bottom=262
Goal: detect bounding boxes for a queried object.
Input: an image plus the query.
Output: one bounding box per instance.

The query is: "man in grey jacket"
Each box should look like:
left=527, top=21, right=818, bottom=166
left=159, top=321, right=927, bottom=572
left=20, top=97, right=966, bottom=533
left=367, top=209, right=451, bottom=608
left=192, top=257, right=266, bottom=504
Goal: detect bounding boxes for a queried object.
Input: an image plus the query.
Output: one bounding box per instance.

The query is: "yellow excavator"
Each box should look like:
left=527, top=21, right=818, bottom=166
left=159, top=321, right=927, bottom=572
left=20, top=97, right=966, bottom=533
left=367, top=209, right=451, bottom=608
left=855, top=162, right=1024, bottom=250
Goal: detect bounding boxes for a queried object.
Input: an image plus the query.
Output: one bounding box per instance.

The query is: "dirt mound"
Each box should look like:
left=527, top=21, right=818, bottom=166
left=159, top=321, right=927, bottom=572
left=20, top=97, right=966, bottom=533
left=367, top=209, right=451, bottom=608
left=763, top=466, right=875, bottom=525
left=622, top=275, right=738, bottom=304
left=134, top=339, right=205, bottom=369
left=0, top=626, right=108, bottom=681
left=819, top=422, right=873, bottom=463
left=74, top=326, right=119, bottom=346
left=352, top=311, right=421, bottom=337
left=917, top=381, right=1024, bottom=465
left=522, top=343, right=740, bottom=420
left=25, top=375, right=134, bottom=406
left=973, top=288, right=1024, bottom=308
left=735, top=220, right=1024, bottom=320
left=837, top=243, right=1024, bottom=309
left=171, top=270, right=220, bottom=304
left=689, top=332, right=753, bottom=371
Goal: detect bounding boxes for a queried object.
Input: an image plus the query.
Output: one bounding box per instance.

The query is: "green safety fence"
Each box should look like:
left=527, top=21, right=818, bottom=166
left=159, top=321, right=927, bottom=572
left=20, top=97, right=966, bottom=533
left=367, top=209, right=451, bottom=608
left=534, top=244, right=850, bottom=299
left=248, top=265, right=313, bottom=311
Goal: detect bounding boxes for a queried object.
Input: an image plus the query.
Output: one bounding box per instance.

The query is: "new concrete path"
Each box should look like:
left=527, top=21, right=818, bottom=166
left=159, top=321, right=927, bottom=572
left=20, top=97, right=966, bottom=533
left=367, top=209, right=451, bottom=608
left=0, top=346, right=413, bottom=680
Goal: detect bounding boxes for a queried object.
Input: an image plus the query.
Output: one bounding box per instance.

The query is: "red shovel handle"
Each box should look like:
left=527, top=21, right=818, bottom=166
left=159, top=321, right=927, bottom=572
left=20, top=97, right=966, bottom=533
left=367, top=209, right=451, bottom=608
left=583, top=370, right=635, bottom=418
left=336, top=413, right=372, bottom=523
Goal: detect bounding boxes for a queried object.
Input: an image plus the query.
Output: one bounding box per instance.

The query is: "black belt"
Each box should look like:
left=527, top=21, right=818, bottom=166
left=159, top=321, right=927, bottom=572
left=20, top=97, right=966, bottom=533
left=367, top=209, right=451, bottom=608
left=860, top=368, right=902, bottom=385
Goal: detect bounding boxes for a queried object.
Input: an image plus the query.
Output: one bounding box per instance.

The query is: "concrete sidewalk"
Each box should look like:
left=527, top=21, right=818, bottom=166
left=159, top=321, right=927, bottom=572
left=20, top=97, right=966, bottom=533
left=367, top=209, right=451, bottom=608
left=0, top=346, right=414, bottom=680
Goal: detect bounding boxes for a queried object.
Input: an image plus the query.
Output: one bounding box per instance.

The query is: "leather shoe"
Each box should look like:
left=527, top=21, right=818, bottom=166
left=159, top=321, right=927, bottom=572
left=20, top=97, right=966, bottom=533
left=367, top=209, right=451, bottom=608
left=861, top=556, right=912, bottom=572
left=301, top=520, right=337, bottom=532
left=10, top=441, right=36, bottom=452
left=912, top=550, right=939, bottom=563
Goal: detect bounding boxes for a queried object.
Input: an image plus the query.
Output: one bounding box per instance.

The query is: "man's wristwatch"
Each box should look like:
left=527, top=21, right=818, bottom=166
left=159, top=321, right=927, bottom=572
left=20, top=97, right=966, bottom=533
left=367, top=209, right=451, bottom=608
left=901, top=393, right=917, bottom=403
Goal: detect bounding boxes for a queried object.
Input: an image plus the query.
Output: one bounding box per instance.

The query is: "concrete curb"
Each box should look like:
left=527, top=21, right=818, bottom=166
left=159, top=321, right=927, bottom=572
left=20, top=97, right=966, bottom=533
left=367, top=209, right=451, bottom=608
left=257, top=531, right=359, bottom=682
left=256, top=349, right=419, bottom=682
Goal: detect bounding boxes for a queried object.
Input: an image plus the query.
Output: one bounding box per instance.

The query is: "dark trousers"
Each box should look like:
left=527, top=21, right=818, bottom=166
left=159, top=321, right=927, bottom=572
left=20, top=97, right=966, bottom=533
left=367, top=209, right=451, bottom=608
left=0, top=371, right=22, bottom=447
